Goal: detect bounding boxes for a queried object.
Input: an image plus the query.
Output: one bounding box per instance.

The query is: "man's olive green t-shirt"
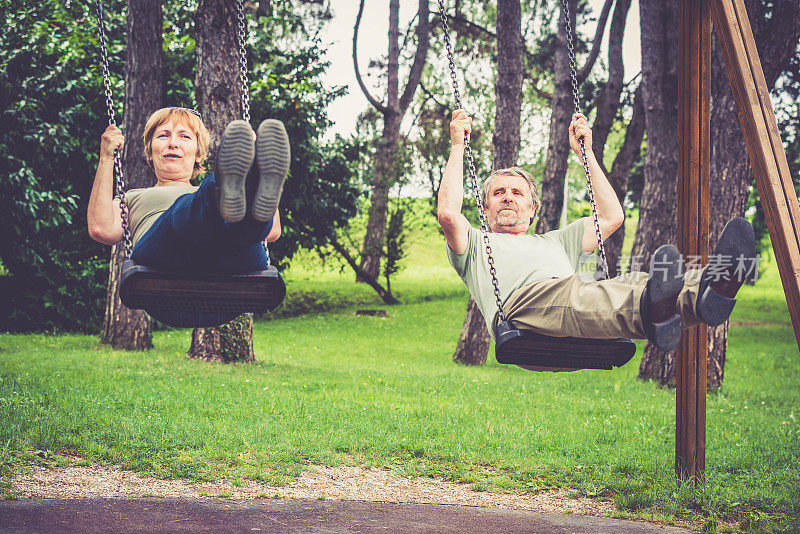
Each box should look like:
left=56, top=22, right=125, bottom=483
left=446, top=219, right=585, bottom=337
left=124, top=185, right=197, bottom=246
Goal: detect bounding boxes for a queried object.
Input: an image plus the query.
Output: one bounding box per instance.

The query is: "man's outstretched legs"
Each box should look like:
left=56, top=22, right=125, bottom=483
left=500, top=218, right=758, bottom=350
left=499, top=252, right=674, bottom=345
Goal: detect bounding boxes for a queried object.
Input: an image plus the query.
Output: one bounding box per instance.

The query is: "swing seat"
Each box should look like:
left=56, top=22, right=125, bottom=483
left=119, top=260, right=286, bottom=327
left=495, top=321, right=637, bottom=370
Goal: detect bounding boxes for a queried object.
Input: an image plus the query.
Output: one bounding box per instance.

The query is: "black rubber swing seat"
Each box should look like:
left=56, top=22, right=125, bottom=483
left=119, top=260, right=286, bottom=325
left=495, top=321, right=637, bottom=370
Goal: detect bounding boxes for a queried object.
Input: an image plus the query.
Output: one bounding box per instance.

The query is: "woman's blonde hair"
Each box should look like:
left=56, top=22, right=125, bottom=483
left=142, top=107, right=211, bottom=179
left=482, top=166, right=541, bottom=217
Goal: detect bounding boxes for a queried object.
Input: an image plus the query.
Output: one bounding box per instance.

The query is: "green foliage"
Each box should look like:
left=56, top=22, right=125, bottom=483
left=0, top=0, right=125, bottom=332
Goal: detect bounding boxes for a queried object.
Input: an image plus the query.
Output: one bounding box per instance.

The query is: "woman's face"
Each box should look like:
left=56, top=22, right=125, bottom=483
left=150, top=118, right=202, bottom=181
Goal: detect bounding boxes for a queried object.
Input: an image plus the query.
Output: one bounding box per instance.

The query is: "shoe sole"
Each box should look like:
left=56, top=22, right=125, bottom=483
left=253, top=119, right=290, bottom=224
left=697, top=217, right=756, bottom=326
left=713, top=217, right=756, bottom=289
left=217, top=120, right=255, bottom=223
left=647, top=244, right=684, bottom=351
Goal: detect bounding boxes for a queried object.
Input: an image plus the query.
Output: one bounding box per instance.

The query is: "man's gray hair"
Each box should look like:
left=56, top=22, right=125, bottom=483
left=481, top=166, right=541, bottom=214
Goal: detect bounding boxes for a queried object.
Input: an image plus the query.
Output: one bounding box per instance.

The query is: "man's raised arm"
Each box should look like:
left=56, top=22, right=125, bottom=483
left=568, top=113, right=625, bottom=253
left=437, top=109, right=473, bottom=254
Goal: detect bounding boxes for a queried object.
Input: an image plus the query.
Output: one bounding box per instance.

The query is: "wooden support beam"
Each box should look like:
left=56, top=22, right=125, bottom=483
left=676, top=0, right=710, bottom=482
left=710, top=0, right=800, bottom=350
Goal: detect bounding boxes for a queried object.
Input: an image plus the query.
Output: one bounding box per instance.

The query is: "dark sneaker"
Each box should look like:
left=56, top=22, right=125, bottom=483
left=641, top=244, right=684, bottom=351
left=252, top=119, right=290, bottom=224
left=697, top=217, right=757, bottom=326
left=217, top=120, right=255, bottom=223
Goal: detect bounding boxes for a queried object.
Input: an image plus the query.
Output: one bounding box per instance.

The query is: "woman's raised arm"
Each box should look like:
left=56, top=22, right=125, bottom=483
left=87, top=124, right=125, bottom=245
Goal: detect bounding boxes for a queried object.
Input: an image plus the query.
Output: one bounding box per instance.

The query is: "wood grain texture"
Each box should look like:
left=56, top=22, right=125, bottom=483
left=676, top=0, right=709, bottom=481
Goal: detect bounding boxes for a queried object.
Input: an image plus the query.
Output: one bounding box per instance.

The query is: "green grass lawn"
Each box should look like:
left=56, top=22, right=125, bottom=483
left=1, top=220, right=799, bottom=533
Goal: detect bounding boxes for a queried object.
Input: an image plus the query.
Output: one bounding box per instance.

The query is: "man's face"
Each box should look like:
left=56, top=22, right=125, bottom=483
left=485, top=174, right=535, bottom=234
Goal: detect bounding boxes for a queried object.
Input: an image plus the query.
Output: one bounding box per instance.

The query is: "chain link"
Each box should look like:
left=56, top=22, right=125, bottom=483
left=235, top=0, right=251, bottom=124
left=439, top=0, right=506, bottom=321
left=93, top=0, right=133, bottom=259
left=234, top=0, right=271, bottom=265
left=561, top=0, right=609, bottom=279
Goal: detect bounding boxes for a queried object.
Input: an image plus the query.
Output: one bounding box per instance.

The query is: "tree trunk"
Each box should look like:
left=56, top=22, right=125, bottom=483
left=535, top=0, right=574, bottom=235
left=633, top=10, right=679, bottom=381
left=705, top=0, right=800, bottom=389
left=631, top=0, right=680, bottom=269
left=534, top=0, right=612, bottom=235
left=102, top=248, right=152, bottom=349
left=188, top=0, right=255, bottom=363
left=603, top=86, right=645, bottom=277
left=491, top=0, right=523, bottom=169
left=638, top=345, right=677, bottom=387
left=359, top=114, right=400, bottom=280
left=590, top=0, right=637, bottom=279
left=194, top=0, right=243, bottom=146
left=453, top=298, right=490, bottom=366
left=100, top=0, right=163, bottom=350
left=591, top=0, right=630, bottom=172
left=635, top=0, right=680, bottom=383
left=453, top=0, right=524, bottom=366
left=189, top=315, right=254, bottom=363
left=356, top=0, right=430, bottom=283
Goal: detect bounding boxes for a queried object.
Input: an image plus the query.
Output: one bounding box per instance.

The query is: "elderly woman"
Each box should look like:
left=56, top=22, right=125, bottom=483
left=87, top=107, right=289, bottom=276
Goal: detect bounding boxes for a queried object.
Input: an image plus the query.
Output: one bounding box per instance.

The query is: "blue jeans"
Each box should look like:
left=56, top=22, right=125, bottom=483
left=131, top=173, right=272, bottom=273
left=131, top=173, right=273, bottom=328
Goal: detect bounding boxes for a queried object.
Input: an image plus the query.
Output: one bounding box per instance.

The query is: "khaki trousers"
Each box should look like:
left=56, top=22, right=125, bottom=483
left=496, top=268, right=704, bottom=340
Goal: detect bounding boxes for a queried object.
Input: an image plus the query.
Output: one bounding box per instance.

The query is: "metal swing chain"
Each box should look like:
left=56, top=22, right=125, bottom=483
left=93, top=0, right=133, bottom=259
left=561, top=0, right=609, bottom=279
left=234, top=0, right=273, bottom=267
left=438, top=0, right=507, bottom=322
left=235, top=0, right=251, bottom=124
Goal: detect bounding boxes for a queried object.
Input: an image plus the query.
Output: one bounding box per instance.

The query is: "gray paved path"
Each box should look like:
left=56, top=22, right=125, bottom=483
left=0, top=498, right=696, bottom=533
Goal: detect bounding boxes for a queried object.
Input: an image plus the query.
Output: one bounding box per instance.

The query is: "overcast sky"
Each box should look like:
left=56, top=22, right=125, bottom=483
left=319, top=1, right=642, bottom=136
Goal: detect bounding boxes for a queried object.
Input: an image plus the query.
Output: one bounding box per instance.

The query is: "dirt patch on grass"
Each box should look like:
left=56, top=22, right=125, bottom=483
left=729, top=321, right=787, bottom=327
left=10, top=459, right=612, bottom=516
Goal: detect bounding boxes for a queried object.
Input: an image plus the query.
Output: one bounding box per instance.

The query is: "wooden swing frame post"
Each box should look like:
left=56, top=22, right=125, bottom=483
left=677, top=0, right=800, bottom=481
left=677, top=0, right=710, bottom=482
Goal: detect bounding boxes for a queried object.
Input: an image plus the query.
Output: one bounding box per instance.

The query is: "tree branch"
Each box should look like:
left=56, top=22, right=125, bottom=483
left=525, top=80, right=553, bottom=101
left=353, top=0, right=392, bottom=115
left=576, top=0, right=614, bottom=83
left=437, top=10, right=550, bottom=100
left=437, top=11, right=496, bottom=43
left=419, top=80, right=449, bottom=111
left=398, top=0, right=431, bottom=116
left=255, top=0, right=271, bottom=18
left=328, top=234, right=400, bottom=305
left=609, top=84, right=645, bottom=182
left=756, top=0, right=800, bottom=86
left=590, top=0, right=630, bottom=170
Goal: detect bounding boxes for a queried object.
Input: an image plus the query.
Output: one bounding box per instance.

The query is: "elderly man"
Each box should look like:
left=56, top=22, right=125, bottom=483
left=437, top=109, right=756, bottom=359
